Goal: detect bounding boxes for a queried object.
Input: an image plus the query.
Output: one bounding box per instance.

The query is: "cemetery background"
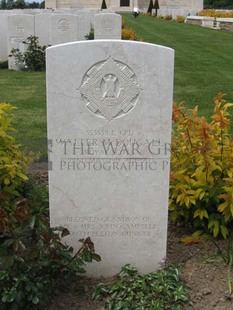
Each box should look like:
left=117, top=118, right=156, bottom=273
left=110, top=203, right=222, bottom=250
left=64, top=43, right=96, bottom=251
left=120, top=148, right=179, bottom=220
left=1, top=10, right=233, bottom=310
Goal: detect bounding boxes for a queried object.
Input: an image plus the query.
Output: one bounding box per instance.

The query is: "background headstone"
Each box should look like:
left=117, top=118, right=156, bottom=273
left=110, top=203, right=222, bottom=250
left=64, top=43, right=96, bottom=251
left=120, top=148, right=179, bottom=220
left=76, top=10, right=93, bottom=41
left=94, top=13, right=122, bottom=39
left=46, top=40, right=174, bottom=277
left=0, top=14, right=9, bottom=61
left=8, top=14, right=35, bottom=70
left=35, top=13, right=53, bottom=46
left=50, top=14, right=78, bottom=45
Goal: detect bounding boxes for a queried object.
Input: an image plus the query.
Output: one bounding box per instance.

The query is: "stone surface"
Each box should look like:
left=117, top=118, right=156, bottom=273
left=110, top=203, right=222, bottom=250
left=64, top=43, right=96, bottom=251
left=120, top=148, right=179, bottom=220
left=46, top=40, right=174, bottom=277
left=202, top=16, right=214, bottom=28
left=0, top=14, right=9, bottom=61
left=45, top=0, right=203, bottom=12
left=94, top=13, right=122, bottom=40
left=217, top=18, right=233, bottom=31
left=186, top=16, right=203, bottom=26
left=50, top=14, right=78, bottom=45
left=76, top=10, right=93, bottom=41
left=35, top=13, right=53, bottom=45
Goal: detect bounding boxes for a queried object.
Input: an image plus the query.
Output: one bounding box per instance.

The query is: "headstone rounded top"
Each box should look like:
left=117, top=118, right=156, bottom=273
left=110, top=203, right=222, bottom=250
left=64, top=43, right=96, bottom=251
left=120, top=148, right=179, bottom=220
left=46, top=39, right=174, bottom=54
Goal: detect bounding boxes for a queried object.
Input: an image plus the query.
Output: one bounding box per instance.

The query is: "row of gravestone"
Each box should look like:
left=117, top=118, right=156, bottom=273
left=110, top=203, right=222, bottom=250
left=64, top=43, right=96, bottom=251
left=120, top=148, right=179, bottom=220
left=187, top=15, right=233, bottom=31
left=0, top=9, right=122, bottom=69
left=0, top=6, right=202, bottom=67
left=153, top=8, right=199, bottom=18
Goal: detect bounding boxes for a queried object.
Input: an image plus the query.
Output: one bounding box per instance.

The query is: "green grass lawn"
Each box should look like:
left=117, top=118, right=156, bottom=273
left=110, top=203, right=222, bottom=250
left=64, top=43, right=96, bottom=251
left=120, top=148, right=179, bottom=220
left=0, top=70, right=47, bottom=159
left=122, top=14, right=233, bottom=115
left=0, top=14, right=233, bottom=159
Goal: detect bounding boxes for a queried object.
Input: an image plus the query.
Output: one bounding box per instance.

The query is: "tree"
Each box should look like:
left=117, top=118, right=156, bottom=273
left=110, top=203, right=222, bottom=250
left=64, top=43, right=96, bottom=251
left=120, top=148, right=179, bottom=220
left=26, top=1, right=40, bottom=8
left=204, top=0, right=233, bottom=8
left=13, top=0, right=26, bottom=8
left=40, top=0, right=44, bottom=8
left=6, top=0, right=14, bottom=9
left=153, top=0, right=159, bottom=16
left=0, top=0, right=7, bottom=9
left=147, top=0, right=153, bottom=14
left=101, top=0, right=107, bottom=10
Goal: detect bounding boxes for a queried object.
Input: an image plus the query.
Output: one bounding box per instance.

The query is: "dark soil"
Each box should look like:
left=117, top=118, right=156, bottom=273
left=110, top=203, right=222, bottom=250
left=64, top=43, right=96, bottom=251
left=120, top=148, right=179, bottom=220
left=30, top=163, right=233, bottom=310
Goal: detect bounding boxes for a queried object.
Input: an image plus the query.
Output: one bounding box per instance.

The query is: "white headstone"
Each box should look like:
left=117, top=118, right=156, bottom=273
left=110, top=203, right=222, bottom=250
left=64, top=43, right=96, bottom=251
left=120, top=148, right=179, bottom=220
left=0, top=14, right=9, bottom=61
left=8, top=14, right=35, bottom=70
left=202, top=17, right=214, bottom=28
left=94, top=13, right=122, bottom=40
left=46, top=40, right=174, bottom=277
left=50, top=14, right=78, bottom=45
left=35, top=13, right=53, bottom=46
left=76, top=10, right=92, bottom=41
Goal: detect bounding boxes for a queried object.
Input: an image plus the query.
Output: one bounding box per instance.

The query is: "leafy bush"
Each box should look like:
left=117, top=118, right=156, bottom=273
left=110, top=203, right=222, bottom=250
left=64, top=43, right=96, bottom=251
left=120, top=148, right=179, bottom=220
left=85, top=27, right=94, bottom=40
left=164, top=14, right=173, bottom=20
left=122, top=18, right=126, bottom=29
left=85, top=25, right=139, bottom=41
left=9, top=36, right=47, bottom=71
left=93, top=264, right=192, bottom=309
left=170, top=94, right=233, bottom=238
left=121, top=28, right=137, bottom=40
left=0, top=105, right=101, bottom=309
left=0, top=61, right=8, bottom=69
left=0, top=179, right=101, bottom=309
left=0, top=103, right=29, bottom=199
left=199, top=9, right=233, bottom=17
left=176, top=16, right=185, bottom=23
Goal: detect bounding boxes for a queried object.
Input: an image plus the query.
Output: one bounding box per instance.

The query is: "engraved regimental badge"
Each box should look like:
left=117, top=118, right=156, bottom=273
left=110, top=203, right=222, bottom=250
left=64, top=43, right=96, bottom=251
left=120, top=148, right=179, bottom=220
left=57, top=19, right=70, bottom=31
left=80, top=57, right=141, bottom=121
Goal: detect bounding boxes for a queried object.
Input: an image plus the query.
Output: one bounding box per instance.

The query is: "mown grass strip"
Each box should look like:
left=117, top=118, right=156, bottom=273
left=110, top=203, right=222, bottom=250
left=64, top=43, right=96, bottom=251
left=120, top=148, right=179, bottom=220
left=122, top=13, right=233, bottom=118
